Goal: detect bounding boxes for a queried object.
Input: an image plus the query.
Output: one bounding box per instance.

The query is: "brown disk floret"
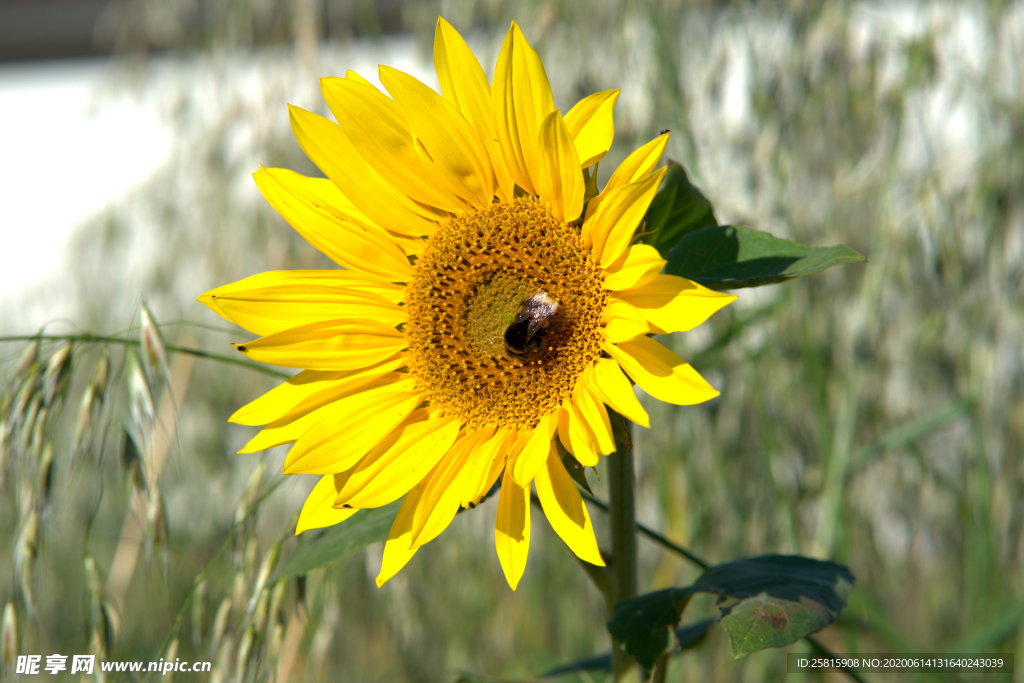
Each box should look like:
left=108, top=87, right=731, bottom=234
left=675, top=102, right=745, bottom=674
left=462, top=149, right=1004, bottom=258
left=405, top=197, right=607, bottom=430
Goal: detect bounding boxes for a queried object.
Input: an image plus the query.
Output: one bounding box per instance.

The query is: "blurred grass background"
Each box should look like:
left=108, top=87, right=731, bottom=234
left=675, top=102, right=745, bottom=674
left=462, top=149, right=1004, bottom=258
left=1, top=0, right=1023, bottom=681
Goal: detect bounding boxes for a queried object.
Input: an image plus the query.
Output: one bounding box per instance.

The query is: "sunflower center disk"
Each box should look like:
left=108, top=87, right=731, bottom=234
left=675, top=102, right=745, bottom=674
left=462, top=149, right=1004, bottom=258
left=406, top=197, right=607, bottom=430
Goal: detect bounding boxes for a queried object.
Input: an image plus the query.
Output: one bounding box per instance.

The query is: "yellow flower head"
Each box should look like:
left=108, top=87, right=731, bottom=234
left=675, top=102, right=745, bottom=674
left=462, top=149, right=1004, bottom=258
left=200, top=18, right=735, bottom=590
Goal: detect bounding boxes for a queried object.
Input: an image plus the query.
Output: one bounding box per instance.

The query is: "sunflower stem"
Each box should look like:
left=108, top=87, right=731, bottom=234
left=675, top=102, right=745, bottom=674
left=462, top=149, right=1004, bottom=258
left=608, top=419, right=638, bottom=680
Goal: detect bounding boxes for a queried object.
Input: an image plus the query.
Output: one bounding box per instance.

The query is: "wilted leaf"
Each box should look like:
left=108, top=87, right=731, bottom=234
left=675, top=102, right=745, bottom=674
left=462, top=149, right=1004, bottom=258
left=665, top=225, right=865, bottom=290
left=646, top=162, right=718, bottom=256
left=274, top=500, right=402, bottom=581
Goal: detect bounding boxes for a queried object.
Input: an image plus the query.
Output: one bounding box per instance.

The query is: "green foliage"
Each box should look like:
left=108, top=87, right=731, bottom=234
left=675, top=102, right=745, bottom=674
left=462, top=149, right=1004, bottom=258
left=273, top=501, right=402, bottom=581
left=608, top=556, right=854, bottom=668
left=645, top=162, right=718, bottom=255
left=664, top=224, right=866, bottom=290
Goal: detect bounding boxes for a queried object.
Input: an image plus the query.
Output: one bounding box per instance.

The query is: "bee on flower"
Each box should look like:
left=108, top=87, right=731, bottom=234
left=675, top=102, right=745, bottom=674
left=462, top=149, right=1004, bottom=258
left=199, top=17, right=735, bottom=590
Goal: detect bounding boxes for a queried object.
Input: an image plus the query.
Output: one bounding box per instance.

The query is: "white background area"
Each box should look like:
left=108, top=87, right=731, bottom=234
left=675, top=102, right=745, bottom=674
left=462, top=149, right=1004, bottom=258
left=0, top=58, right=173, bottom=334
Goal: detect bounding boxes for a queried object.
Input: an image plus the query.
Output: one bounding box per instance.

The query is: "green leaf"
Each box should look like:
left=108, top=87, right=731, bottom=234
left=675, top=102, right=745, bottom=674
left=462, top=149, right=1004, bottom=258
left=608, top=587, right=690, bottom=671
left=646, top=162, right=718, bottom=256
left=607, top=555, right=855, bottom=668
left=273, top=500, right=402, bottom=581
left=692, top=555, right=855, bottom=659
left=664, top=225, right=866, bottom=290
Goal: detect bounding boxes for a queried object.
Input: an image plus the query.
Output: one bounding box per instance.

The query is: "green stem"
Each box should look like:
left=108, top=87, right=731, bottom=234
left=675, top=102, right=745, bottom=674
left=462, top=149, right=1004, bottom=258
left=0, top=333, right=290, bottom=379
left=609, top=423, right=638, bottom=680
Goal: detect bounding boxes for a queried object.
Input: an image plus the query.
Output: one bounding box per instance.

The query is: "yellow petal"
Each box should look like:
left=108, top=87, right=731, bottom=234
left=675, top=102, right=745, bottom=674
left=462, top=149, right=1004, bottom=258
left=411, top=427, right=492, bottom=546
left=199, top=271, right=405, bottom=327
left=460, top=425, right=509, bottom=508
left=535, top=110, right=584, bottom=223
left=344, top=69, right=374, bottom=87
left=604, top=132, right=669, bottom=192
left=320, top=77, right=470, bottom=213
left=254, top=166, right=413, bottom=281
left=557, top=402, right=598, bottom=467
left=602, top=244, right=666, bottom=291
left=296, top=474, right=360, bottom=534
left=602, top=336, right=719, bottom=406
left=238, top=396, right=348, bottom=454
left=564, top=90, right=619, bottom=167
left=509, top=413, right=556, bottom=487
left=588, top=358, right=650, bottom=428
left=433, top=17, right=514, bottom=201
left=494, top=471, right=531, bottom=590
left=535, top=446, right=604, bottom=565
left=601, top=299, right=650, bottom=344
left=288, top=105, right=445, bottom=235
left=376, top=477, right=431, bottom=587
left=380, top=65, right=495, bottom=208
left=334, top=415, right=461, bottom=509
left=283, top=384, right=422, bottom=474
left=614, top=274, right=737, bottom=334
left=233, top=319, right=406, bottom=371
left=202, top=279, right=404, bottom=338
left=492, top=21, right=554, bottom=195
left=259, top=166, right=427, bottom=254
left=229, top=360, right=408, bottom=426
left=574, top=383, right=615, bottom=455
left=585, top=168, right=666, bottom=268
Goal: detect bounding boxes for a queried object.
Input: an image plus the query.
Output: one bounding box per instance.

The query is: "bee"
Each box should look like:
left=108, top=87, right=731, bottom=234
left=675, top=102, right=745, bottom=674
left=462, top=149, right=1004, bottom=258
left=504, top=291, right=562, bottom=358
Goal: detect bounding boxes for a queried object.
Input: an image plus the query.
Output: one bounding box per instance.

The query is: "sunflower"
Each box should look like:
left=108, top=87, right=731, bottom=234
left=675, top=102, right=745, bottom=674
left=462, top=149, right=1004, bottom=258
left=199, top=18, right=735, bottom=590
